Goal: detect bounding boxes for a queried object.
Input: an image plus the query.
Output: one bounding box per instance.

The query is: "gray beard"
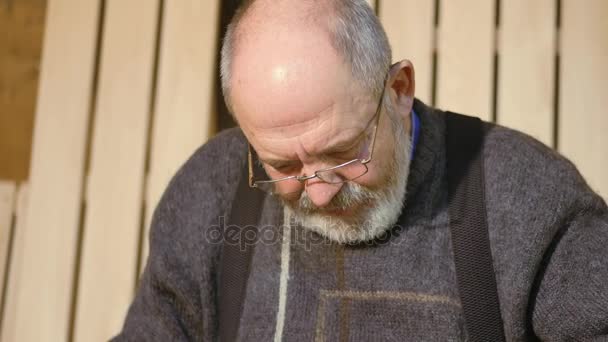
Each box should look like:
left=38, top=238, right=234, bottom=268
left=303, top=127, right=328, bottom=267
left=283, top=116, right=411, bottom=244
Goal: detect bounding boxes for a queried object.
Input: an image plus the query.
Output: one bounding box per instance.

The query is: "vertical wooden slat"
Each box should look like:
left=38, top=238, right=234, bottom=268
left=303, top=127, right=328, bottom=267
left=1, top=184, right=29, bottom=342
left=141, top=0, right=221, bottom=272
left=72, top=0, right=160, bottom=340
left=3, top=0, right=101, bottom=340
left=559, top=0, right=608, bottom=200
left=497, top=0, right=556, bottom=146
left=0, top=181, right=16, bottom=302
left=379, top=0, right=436, bottom=103
left=0, top=2, right=45, bottom=181
left=436, top=0, right=496, bottom=120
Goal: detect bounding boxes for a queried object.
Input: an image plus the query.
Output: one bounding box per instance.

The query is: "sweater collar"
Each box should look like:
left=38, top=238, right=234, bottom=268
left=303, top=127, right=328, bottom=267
left=402, top=99, right=446, bottom=220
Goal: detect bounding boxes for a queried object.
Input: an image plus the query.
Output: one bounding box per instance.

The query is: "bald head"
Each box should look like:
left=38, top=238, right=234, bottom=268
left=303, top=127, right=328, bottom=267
left=234, top=0, right=334, bottom=30
left=220, top=0, right=392, bottom=118
left=231, top=3, right=357, bottom=130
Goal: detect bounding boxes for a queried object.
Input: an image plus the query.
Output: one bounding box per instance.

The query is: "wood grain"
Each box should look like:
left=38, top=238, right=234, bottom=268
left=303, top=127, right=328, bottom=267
left=497, top=0, right=556, bottom=146
left=1, top=183, right=29, bottom=342
left=141, top=0, right=221, bottom=273
left=379, top=0, right=436, bottom=103
left=0, top=181, right=16, bottom=306
left=0, top=1, right=46, bottom=181
left=72, top=0, right=160, bottom=340
left=3, top=0, right=101, bottom=340
left=436, top=0, right=496, bottom=120
left=559, top=0, right=608, bottom=200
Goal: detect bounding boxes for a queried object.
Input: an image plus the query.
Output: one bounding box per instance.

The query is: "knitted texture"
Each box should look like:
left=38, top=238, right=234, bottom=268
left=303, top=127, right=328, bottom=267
left=113, top=100, right=608, bottom=341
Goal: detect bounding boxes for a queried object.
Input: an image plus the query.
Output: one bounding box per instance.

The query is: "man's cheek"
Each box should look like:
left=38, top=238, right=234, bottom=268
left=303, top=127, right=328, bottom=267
left=354, top=168, right=385, bottom=191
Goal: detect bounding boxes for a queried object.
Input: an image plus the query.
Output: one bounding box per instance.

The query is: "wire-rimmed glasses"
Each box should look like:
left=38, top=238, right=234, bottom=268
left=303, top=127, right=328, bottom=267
left=248, top=86, right=385, bottom=195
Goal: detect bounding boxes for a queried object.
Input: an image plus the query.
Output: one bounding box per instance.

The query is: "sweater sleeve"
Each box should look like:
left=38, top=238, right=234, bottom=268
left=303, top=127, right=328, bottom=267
left=111, top=128, right=247, bottom=341
left=111, top=198, right=208, bottom=341
left=531, top=192, right=608, bottom=340
left=481, top=123, right=608, bottom=340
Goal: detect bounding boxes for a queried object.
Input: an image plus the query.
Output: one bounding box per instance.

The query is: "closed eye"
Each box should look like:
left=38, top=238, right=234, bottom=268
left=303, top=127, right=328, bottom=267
left=326, top=136, right=366, bottom=160
left=328, top=148, right=359, bottom=161
left=266, top=160, right=301, bottom=174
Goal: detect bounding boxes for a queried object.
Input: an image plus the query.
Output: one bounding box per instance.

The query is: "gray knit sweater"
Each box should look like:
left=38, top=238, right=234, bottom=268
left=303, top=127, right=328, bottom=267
left=114, top=100, right=608, bottom=341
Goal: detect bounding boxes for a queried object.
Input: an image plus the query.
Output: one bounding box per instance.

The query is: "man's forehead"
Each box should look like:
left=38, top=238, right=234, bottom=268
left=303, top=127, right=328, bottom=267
left=231, top=55, right=367, bottom=130
left=240, top=94, right=376, bottom=164
left=249, top=117, right=371, bottom=163
left=231, top=49, right=348, bottom=119
left=229, top=8, right=376, bottom=155
left=228, top=8, right=357, bottom=117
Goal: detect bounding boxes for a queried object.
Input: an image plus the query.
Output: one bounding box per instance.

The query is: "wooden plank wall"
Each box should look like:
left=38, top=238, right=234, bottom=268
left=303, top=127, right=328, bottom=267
left=0, top=0, right=220, bottom=340
left=2, top=0, right=102, bottom=340
left=379, top=0, right=435, bottom=103
left=142, top=0, right=221, bottom=273
left=0, top=183, right=28, bottom=342
left=0, top=1, right=606, bottom=341
left=0, top=181, right=16, bottom=311
left=72, top=0, right=160, bottom=340
left=436, top=0, right=496, bottom=121
left=559, top=0, right=608, bottom=201
left=0, top=1, right=46, bottom=181
left=497, top=0, right=556, bottom=146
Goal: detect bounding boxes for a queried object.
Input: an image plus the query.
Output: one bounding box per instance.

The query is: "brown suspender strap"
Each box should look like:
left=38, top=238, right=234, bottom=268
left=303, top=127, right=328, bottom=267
left=219, top=112, right=506, bottom=341
left=218, top=163, right=265, bottom=342
left=445, top=112, right=506, bottom=341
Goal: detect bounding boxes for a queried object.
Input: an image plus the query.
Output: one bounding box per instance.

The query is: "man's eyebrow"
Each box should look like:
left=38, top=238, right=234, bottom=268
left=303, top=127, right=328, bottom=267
left=320, top=133, right=364, bottom=155
left=260, top=135, right=365, bottom=168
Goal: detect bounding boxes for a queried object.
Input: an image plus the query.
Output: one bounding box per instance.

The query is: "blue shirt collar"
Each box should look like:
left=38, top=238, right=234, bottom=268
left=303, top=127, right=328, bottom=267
left=410, top=109, right=421, bottom=160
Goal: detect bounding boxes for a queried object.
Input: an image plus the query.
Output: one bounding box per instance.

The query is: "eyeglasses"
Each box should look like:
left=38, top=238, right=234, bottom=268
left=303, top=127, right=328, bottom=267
left=247, top=86, right=385, bottom=195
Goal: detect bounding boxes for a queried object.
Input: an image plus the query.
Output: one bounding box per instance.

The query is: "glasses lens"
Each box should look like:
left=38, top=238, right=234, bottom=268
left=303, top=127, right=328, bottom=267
left=252, top=161, right=368, bottom=193
left=316, top=160, right=368, bottom=184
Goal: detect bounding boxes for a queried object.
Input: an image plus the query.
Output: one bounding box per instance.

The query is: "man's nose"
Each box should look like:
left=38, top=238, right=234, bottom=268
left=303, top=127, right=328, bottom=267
left=304, top=180, right=343, bottom=208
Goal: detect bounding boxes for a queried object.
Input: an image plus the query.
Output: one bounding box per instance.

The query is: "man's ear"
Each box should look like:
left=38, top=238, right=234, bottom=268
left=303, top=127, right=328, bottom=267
left=387, top=60, right=415, bottom=119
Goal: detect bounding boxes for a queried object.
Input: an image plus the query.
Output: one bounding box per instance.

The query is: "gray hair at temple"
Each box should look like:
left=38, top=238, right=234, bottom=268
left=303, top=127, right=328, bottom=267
left=220, top=0, right=392, bottom=115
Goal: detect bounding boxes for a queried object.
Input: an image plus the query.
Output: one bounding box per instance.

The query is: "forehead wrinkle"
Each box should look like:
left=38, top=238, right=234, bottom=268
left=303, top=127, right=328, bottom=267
left=241, top=89, right=375, bottom=161
left=246, top=102, right=373, bottom=159
left=256, top=122, right=367, bottom=164
left=244, top=102, right=335, bottom=132
left=251, top=114, right=333, bottom=155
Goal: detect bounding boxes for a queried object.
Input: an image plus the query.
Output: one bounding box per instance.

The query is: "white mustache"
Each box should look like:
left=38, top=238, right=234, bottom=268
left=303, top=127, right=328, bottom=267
left=295, top=182, right=379, bottom=213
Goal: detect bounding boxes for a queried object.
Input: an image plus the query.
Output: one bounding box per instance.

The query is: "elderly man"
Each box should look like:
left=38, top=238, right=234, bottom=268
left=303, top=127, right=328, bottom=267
left=115, top=0, right=608, bottom=341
